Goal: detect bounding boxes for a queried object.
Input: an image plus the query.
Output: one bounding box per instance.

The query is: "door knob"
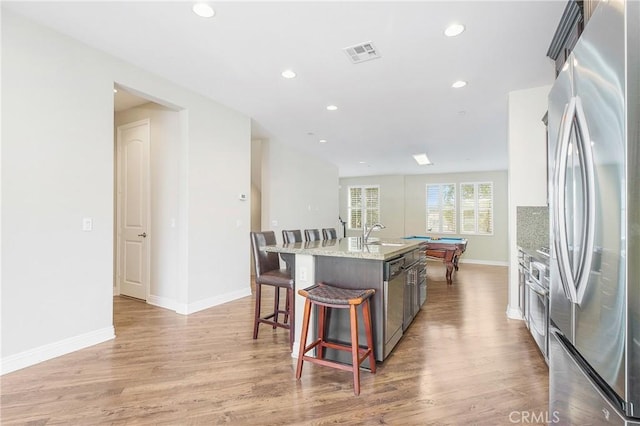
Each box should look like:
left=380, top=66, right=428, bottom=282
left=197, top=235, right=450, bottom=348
left=138, top=232, right=147, bottom=238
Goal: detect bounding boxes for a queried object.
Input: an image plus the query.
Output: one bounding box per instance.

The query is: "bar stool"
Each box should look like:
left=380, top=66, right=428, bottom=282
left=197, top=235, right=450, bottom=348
left=304, top=229, right=321, bottom=241
left=282, top=229, right=303, bottom=244
left=322, top=228, right=337, bottom=240
left=281, top=229, right=302, bottom=275
left=250, top=231, right=294, bottom=348
left=295, top=283, right=376, bottom=395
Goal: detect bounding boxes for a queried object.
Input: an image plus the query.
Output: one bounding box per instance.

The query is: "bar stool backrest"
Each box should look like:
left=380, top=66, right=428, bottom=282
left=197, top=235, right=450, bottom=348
left=322, top=228, right=337, bottom=240
left=250, top=231, right=281, bottom=278
left=282, top=229, right=303, bottom=244
left=304, top=229, right=321, bottom=241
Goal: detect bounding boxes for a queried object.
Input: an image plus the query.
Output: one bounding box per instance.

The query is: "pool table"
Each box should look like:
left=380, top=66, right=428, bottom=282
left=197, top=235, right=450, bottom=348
left=404, top=236, right=468, bottom=284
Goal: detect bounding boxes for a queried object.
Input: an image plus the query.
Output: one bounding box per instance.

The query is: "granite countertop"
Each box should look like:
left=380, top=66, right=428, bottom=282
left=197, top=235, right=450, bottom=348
left=263, top=237, right=424, bottom=261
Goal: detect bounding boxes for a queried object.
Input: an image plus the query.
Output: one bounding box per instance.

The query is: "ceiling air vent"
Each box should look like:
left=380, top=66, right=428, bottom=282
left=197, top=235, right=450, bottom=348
left=343, top=41, right=381, bottom=64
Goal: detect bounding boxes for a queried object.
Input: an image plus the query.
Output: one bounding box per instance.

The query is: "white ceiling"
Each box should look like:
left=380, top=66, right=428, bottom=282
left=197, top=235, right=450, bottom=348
left=4, top=1, right=564, bottom=177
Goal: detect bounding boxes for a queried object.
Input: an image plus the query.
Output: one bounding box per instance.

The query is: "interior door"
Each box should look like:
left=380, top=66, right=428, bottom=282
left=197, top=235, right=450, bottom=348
left=117, top=119, right=150, bottom=300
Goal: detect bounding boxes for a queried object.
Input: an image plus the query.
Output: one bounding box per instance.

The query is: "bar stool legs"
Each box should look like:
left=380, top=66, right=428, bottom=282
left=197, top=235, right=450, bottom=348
left=273, top=287, right=290, bottom=328
left=253, top=282, right=294, bottom=348
left=350, top=300, right=376, bottom=395
left=295, top=284, right=376, bottom=396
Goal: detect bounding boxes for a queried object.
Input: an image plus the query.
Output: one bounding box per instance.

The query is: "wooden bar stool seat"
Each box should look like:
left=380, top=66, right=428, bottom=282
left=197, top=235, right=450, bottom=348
left=295, top=283, right=376, bottom=395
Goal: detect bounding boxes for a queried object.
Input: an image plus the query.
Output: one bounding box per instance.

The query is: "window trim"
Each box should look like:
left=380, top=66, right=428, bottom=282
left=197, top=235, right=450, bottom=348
left=459, top=181, right=494, bottom=236
left=347, top=185, right=381, bottom=230
left=425, top=183, right=456, bottom=234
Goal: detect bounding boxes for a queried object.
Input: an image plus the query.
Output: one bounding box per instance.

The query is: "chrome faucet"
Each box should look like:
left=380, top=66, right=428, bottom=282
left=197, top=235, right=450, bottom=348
left=363, top=222, right=386, bottom=243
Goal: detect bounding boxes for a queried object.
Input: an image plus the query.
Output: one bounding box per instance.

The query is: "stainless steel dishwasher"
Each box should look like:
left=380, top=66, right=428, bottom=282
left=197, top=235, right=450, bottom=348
left=383, top=255, right=406, bottom=358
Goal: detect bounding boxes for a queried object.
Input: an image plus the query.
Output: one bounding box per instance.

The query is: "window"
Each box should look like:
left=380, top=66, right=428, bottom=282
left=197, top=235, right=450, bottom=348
left=426, top=184, right=456, bottom=233
left=348, top=185, right=380, bottom=229
left=460, top=182, right=494, bottom=235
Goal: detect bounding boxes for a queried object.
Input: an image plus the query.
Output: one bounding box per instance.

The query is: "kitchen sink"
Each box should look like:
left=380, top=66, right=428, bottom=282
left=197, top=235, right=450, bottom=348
left=366, top=241, right=406, bottom=247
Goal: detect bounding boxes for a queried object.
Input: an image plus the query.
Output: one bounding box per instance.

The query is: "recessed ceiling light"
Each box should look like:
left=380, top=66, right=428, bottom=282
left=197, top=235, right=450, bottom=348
left=192, top=3, right=215, bottom=18
left=452, top=80, right=467, bottom=88
left=319, top=139, right=327, bottom=143
left=326, top=105, right=338, bottom=111
left=413, top=153, right=432, bottom=165
left=281, top=69, right=296, bottom=79
left=359, top=161, right=367, bottom=164
left=444, top=24, right=465, bottom=37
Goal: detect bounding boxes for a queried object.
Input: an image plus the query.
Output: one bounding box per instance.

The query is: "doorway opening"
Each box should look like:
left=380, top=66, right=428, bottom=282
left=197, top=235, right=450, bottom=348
left=113, top=84, right=182, bottom=306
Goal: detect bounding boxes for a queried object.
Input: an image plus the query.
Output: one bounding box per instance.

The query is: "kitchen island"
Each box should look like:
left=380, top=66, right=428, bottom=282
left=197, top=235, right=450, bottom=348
left=264, top=237, right=426, bottom=365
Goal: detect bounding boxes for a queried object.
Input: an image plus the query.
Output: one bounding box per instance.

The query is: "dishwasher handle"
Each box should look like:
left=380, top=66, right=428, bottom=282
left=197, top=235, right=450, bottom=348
left=384, top=256, right=407, bottom=280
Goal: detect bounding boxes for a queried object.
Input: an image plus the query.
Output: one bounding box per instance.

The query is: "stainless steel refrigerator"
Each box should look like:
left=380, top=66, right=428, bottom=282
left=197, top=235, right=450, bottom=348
left=548, top=0, right=640, bottom=424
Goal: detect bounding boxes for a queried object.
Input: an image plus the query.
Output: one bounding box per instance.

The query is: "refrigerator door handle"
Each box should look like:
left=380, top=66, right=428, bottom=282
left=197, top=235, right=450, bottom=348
left=572, top=96, right=596, bottom=304
left=553, top=96, right=596, bottom=306
left=554, top=98, right=579, bottom=303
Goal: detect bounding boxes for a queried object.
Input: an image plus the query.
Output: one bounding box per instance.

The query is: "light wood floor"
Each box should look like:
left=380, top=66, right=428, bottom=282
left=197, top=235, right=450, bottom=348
left=1, top=263, right=548, bottom=425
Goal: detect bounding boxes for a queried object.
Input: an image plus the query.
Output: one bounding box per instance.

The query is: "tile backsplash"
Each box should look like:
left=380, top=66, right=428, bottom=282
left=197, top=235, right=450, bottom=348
left=517, top=206, right=549, bottom=249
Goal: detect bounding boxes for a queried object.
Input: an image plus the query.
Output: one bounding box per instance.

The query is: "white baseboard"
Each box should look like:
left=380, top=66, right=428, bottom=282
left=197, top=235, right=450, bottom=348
left=131, top=288, right=252, bottom=315
left=174, top=287, right=252, bottom=315
left=147, top=294, right=178, bottom=312
left=458, top=259, right=509, bottom=267
left=506, top=304, right=524, bottom=320
left=1, top=326, right=115, bottom=375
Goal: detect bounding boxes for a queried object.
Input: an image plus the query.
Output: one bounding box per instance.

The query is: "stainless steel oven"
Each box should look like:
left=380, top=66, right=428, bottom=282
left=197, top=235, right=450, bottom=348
left=525, top=260, right=549, bottom=362
left=529, top=260, right=547, bottom=287
left=517, top=249, right=531, bottom=319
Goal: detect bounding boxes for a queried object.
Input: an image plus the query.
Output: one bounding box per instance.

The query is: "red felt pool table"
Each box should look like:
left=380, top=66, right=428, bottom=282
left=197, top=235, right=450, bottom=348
left=404, top=236, right=468, bottom=284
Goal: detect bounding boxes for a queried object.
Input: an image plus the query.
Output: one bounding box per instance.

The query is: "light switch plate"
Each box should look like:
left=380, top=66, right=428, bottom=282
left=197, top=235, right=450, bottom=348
left=82, top=217, right=93, bottom=231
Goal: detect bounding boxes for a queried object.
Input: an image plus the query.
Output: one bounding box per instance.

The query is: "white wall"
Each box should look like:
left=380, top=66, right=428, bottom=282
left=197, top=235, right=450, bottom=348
left=1, top=10, right=251, bottom=373
left=183, top=96, right=251, bottom=308
left=2, top=10, right=117, bottom=372
left=506, top=85, right=550, bottom=318
left=250, top=139, right=263, bottom=233
left=339, top=171, right=509, bottom=264
left=250, top=139, right=263, bottom=276
left=261, top=140, right=339, bottom=242
left=115, top=103, right=180, bottom=304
